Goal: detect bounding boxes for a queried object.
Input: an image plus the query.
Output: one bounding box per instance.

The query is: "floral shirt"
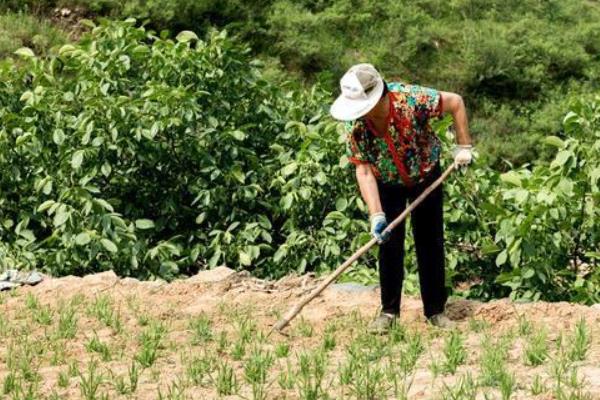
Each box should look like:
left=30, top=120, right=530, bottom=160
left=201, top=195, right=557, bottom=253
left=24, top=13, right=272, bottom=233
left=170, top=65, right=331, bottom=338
left=346, top=82, right=444, bottom=186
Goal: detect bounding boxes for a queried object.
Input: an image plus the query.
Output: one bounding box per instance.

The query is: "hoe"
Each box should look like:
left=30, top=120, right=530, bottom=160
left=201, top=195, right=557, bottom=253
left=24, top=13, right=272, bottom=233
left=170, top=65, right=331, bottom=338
left=271, top=163, right=455, bottom=335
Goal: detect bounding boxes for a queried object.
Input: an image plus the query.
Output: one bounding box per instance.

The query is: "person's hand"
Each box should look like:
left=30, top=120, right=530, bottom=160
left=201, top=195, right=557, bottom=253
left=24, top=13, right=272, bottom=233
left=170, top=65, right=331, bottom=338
left=453, top=144, right=473, bottom=168
left=370, top=212, right=390, bottom=244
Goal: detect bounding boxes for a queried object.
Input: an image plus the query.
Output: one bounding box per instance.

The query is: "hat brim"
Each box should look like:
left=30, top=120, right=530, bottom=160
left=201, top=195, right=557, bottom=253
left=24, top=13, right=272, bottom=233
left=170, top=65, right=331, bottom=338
left=330, top=79, right=384, bottom=121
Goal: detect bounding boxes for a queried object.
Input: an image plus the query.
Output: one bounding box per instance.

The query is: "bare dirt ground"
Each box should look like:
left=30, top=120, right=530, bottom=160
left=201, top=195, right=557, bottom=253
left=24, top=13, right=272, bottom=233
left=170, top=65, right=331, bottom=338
left=1, top=267, right=599, bottom=399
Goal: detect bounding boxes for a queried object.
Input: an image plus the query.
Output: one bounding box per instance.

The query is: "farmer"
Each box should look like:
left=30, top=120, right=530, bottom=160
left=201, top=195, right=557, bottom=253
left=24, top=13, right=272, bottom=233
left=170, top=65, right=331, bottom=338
left=330, top=64, right=472, bottom=333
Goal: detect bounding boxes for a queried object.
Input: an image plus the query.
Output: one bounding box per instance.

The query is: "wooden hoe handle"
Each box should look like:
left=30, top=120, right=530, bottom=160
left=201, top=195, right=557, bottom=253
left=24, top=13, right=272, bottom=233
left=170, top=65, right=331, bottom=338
left=270, top=164, right=456, bottom=334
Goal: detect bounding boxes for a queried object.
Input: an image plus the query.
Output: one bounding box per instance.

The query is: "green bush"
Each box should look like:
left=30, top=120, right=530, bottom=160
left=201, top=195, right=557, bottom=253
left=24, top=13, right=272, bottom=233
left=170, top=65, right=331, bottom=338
left=444, top=98, right=600, bottom=304
left=0, top=19, right=367, bottom=280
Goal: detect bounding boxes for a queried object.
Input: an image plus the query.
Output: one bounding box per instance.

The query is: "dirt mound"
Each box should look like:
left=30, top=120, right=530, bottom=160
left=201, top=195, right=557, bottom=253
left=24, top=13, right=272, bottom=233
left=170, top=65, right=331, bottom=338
left=2, top=268, right=600, bottom=399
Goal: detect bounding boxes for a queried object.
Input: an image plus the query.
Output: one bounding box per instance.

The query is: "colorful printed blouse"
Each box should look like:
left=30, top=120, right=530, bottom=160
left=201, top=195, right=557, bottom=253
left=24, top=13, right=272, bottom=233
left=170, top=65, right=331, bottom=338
left=346, top=82, right=444, bottom=186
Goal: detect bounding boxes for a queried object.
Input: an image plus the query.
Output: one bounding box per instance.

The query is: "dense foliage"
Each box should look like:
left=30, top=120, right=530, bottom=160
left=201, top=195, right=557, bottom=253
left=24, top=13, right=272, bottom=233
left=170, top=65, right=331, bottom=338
left=3, top=0, right=600, bottom=168
left=0, top=20, right=365, bottom=280
left=0, top=19, right=598, bottom=304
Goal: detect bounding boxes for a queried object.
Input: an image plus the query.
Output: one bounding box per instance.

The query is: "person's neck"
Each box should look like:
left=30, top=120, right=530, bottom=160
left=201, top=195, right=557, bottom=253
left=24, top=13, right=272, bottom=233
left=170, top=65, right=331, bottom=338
left=366, top=95, right=389, bottom=121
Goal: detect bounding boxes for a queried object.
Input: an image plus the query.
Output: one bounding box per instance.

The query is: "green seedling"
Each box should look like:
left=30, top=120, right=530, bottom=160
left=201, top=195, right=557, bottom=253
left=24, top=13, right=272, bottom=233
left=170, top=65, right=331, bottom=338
left=85, top=334, right=112, bottom=361
left=157, top=376, right=187, bottom=400
left=235, top=316, right=257, bottom=344
left=58, top=369, right=70, bottom=388
left=385, top=357, right=415, bottom=400
left=388, top=322, right=407, bottom=344
left=275, top=342, right=290, bottom=358
left=69, top=360, right=80, bottom=377
left=244, top=346, right=274, bottom=400
left=479, top=333, right=511, bottom=386
left=322, top=329, right=336, bottom=352
left=399, top=330, right=424, bottom=374
left=128, top=361, right=140, bottom=393
left=216, top=331, right=228, bottom=354
left=442, top=330, right=467, bottom=374
left=112, top=373, right=129, bottom=395
left=136, top=320, right=166, bottom=368
left=343, top=342, right=387, bottom=399
left=524, top=328, right=548, bottom=366
left=530, top=374, right=546, bottom=395
left=57, top=301, right=78, bottom=339
left=79, top=360, right=103, bottom=400
left=213, top=360, right=237, bottom=396
left=499, top=371, right=516, bottom=400
left=568, top=317, right=591, bottom=362
left=186, top=353, right=215, bottom=386
left=88, top=295, right=123, bottom=333
left=50, top=339, right=66, bottom=366
left=25, top=293, right=53, bottom=325
left=0, top=314, right=8, bottom=337
left=296, top=317, right=314, bottom=338
left=277, top=360, right=296, bottom=391
left=440, top=372, right=477, bottom=400
left=517, top=314, right=533, bottom=336
left=188, top=313, right=213, bottom=344
left=231, top=339, right=246, bottom=361
left=3, top=372, right=16, bottom=395
left=296, top=350, right=328, bottom=400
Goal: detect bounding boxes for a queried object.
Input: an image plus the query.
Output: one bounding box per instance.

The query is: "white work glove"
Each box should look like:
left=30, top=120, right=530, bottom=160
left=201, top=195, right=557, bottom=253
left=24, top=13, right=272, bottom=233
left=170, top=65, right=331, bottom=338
left=452, top=144, right=473, bottom=168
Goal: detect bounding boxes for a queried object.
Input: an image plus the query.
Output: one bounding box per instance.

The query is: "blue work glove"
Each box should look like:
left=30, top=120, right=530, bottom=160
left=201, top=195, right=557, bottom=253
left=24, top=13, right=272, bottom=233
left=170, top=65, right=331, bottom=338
left=370, top=212, right=390, bottom=244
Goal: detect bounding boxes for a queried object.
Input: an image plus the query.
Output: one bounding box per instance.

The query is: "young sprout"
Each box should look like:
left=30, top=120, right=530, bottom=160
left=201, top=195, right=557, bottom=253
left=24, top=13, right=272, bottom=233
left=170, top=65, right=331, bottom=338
left=296, top=350, right=328, bottom=400
left=188, top=313, right=213, bottom=344
left=213, top=360, right=237, bottom=396
left=275, top=341, right=290, bottom=358
left=442, top=330, right=467, bottom=374
left=479, top=333, right=511, bottom=386
left=243, top=346, right=274, bottom=400
left=79, top=360, right=103, bottom=400
left=530, top=374, right=546, bottom=396
left=524, top=328, right=548, bottom=366
left=568, top=317, right=591, bottom=362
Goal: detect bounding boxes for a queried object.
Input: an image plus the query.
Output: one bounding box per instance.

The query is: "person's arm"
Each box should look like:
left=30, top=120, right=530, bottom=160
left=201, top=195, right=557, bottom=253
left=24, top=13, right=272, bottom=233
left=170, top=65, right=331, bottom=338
left=440, top=91, right=472, bottom=146
left=355, top=163, right=382, bottom=215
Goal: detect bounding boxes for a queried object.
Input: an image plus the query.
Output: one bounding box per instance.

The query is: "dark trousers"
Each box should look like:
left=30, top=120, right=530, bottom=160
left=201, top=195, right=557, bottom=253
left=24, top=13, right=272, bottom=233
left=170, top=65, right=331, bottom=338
left=377, top=163, right=447, bottom=318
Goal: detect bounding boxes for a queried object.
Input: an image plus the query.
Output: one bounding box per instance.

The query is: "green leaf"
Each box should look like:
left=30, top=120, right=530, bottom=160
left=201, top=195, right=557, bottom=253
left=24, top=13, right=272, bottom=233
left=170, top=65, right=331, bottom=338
left=239, top=251, right=251, bottom=266
left=500, top=171, right=522, bottom=187
left=135, top=219, right=155, bottom=230
left=231, top=166, right=245, bottom=184
left=495, top=249, right=508, bottom=266
left=100, top=238, right=118, bottom=253
left=71, top=150, right=84, bottom=169
left=53, top=129, right=65, bottom=145
left=37, top=200, right=55, bottom=213
left=335, top=198, right=348, bottom=212
left=75, top=233, right=91, bottom=246
left=543, top=136, right=565, bottom=148
left=281, top=162, right=298, bottom=177
left=176, top=31, right=199, bottom=42
left=94, top=199, right=114, bottom=212
left=53, top=205, right=69, bottom=227
left=522, top=268, right=535, bottom=279
left=14, top=47, right=35, bottom=58
left=551, top=150, right=572, bottom=168
left=230, top=130, right=246, bottom=141
left=195, top=212, right=207, bottom=224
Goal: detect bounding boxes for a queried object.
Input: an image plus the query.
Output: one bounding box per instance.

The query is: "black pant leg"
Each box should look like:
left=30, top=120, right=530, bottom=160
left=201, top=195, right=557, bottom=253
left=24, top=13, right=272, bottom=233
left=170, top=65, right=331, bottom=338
left=409, top=166, right=448, bottom=318
left=377, top=183, right=408, bottom=315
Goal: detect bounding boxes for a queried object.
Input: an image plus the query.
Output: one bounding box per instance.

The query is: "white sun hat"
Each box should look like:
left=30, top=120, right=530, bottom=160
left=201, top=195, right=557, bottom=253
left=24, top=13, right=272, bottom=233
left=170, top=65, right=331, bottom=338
left=330, top=63, right=385, bottom=121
